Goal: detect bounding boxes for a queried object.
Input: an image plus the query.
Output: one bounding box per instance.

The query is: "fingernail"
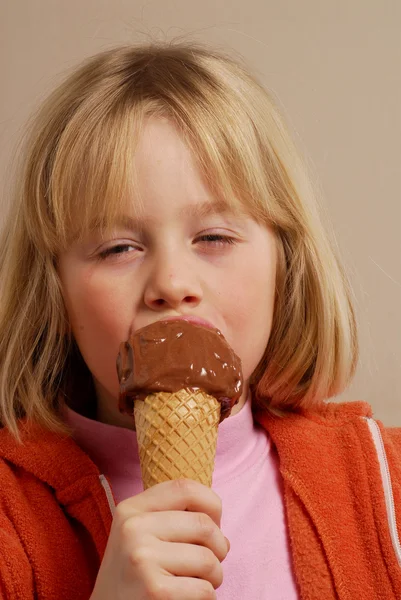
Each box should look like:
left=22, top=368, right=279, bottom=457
left=225, top=536, right=230, bottom=553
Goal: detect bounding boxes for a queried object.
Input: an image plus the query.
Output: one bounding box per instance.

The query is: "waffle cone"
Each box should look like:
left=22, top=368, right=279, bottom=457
left=134, top=388, right=221, bottom=489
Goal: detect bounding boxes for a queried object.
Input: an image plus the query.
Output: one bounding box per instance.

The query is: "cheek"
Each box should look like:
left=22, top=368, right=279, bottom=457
left=62, top=267, right=129, bottom=336
left=61, top=271, right=133, bottom=380
left=66, top=282, right=118, bottom=336
left=220, top=255, right=275, bottom=325
left=218, top=258, right=276, bottom=380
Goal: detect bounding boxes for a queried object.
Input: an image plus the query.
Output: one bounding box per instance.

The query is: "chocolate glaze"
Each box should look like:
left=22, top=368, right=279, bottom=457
left=117, top=319, right=243, bottom=423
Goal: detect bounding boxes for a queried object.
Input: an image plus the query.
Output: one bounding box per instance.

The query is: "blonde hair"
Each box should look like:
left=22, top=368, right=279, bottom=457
left=0, top=40, right=358, bottom=439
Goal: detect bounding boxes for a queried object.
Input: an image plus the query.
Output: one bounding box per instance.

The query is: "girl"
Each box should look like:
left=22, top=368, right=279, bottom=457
left=0, top=41, right=400, bottom=600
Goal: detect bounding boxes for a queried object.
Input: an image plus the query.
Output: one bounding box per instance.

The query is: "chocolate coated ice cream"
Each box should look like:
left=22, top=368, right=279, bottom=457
left=117, top=319, right=243, bottom=422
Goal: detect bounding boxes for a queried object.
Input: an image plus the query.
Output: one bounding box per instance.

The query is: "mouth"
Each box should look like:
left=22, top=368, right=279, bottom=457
left=160, top=315, right=216, bottom=330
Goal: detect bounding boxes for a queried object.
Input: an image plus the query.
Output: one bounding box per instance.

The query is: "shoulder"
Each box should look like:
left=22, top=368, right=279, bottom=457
left=256, top=400, right=374, bottom=435
left=256, top=399, right=401, bottom=463
left=300, top=400, right=374, bottom=426
left=0, top=420, right=101, bottom=499
left=383, top=427, right=401, bottom=444
left=307, top=401, right=401, bottom=455
left=261, top=399, right=400, bottom=432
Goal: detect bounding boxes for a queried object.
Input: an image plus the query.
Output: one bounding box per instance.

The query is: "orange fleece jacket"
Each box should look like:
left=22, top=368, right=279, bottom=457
left=0, top=400, right=401, bottom=599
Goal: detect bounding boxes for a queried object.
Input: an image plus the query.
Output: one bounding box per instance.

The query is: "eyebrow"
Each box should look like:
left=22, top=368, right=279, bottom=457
left=180, top=199, right=233, bottom=219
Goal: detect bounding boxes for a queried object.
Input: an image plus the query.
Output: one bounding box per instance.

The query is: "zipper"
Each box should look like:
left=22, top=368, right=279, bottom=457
left=364, top=416, right=401, bottom=567
left=99, top=474, right=116, bottom=516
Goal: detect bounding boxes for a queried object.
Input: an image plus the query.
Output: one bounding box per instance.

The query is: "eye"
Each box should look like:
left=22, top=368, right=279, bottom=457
left=98, top=244, right=138, bottom=260
left=196, top=233, right=237, bottom=246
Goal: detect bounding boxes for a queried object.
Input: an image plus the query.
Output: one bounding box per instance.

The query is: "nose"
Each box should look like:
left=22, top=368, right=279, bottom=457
left=143, top=249, right=203, bottom=311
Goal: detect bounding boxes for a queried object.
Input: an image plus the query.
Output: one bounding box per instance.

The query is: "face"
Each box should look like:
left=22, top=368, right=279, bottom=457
left=58, top=117, right=277, bottom=428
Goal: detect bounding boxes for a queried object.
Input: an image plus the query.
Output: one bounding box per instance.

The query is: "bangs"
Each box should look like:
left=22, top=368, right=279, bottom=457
left=47, top=101, right=144, bottom=251
left=29, top=45, right=282, bottom=256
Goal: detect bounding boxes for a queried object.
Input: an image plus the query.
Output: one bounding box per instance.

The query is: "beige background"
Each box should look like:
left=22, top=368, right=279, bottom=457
left=1, top=1, right=400, bottom=424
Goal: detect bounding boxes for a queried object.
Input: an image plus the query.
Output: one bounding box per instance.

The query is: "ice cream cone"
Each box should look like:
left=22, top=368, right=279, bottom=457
left=117, top=319, right=243, bottom=490
left=134, top=388, right=221, bottom=489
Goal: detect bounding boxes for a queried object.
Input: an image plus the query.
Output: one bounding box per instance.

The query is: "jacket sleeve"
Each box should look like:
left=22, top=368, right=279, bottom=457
left=380, top=425, right=401, bottom=530
left=0, top=514, right=34, bottom=599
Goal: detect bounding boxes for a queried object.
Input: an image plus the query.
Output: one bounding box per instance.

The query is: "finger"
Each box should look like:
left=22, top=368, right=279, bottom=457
left=148, top=576, right=216, bottom=600
left=132, top=510, right=229, bottom=562
left=116, top=479, right=223, bottom=527
left=158, top=542, right=223, bottom=590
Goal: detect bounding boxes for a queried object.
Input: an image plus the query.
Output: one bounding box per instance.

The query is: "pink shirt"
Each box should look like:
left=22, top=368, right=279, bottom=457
left=65, top=398, right=299, bottom=598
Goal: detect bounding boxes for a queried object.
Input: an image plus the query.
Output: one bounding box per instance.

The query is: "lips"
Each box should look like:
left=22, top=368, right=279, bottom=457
left=160, top=315, right=216, bottom=330
left=130, top=315, right=218, bottom=339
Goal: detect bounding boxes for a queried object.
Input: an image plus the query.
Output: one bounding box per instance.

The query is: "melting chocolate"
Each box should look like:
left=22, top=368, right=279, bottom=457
left=117, top=319, right=243, bottom=422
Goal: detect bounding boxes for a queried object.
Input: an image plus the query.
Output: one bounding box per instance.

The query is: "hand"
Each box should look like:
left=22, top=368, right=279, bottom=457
left=90, top=478, right=230, bottom=600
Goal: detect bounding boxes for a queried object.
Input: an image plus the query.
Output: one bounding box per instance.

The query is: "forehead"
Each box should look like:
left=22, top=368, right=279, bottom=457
left=134, top=116, right=189, bottom=164
left=120, top=117, right=247, bottom=222
left=133, top=117, right=208, bottom=201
